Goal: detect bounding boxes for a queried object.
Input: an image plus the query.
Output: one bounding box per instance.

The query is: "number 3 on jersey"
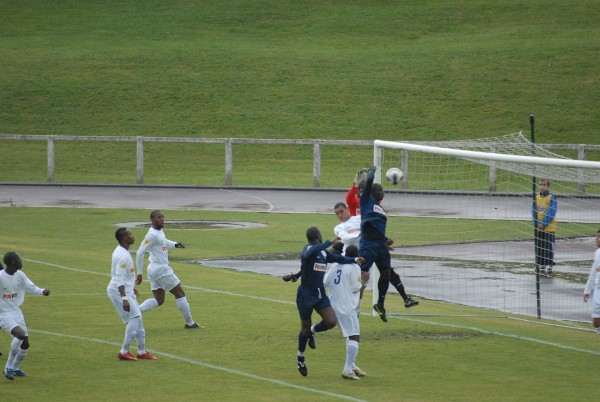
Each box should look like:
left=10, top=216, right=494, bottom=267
left=334, top=269, right=342, bottom=284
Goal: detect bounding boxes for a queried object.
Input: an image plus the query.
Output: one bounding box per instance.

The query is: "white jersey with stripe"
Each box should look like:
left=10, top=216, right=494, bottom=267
left=136, top=227, right=177, bottom=274
left=107, top=245, right=136, bottom=295
left=0, top=270, right=44, bottom=313
left=333, top=215, right=361, bottom=253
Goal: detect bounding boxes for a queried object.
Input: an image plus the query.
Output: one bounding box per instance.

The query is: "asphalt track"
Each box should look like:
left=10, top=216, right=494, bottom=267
left=1, top=183, right=597, bottom=223
left=1, top=183, right=525, bottom=216
left=1, top=183, right=597, bottom=322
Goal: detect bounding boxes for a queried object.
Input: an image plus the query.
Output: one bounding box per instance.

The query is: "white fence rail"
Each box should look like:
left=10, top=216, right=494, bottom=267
left=0, top=135, right=372, bottom=187
left=1, top=134, right=599, bottom=190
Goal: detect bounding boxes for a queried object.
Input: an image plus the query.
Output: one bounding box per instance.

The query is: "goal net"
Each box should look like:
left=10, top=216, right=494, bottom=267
left=372, top=132, right=600, bottom=323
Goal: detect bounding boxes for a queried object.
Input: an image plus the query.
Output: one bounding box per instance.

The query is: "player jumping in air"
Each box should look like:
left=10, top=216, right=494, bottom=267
left=359, top=166, right=417, bottom=323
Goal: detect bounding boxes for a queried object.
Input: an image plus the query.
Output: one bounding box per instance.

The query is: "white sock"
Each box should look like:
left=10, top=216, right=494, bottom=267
left=310, top=325, right=315, bottom=334
left=5, top=338, right=21, bottom=370
left=139, top=298, right=159, bottom=313
left=344, top=340, right=359, bottom=372
left=121, top=316, right=141, bottom=354
left=176, top=297, right=194, bottom=325
left=12, top=348, right=28, bottom=371
left=136, top=320, right=147, bottom=355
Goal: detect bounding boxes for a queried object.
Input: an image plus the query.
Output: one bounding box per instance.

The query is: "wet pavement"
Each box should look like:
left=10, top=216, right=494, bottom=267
left=2, top=183, right=598, bottom=223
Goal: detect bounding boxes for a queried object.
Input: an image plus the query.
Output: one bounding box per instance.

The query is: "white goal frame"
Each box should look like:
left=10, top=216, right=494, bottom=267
left=370, top=139, right=600, bottom=317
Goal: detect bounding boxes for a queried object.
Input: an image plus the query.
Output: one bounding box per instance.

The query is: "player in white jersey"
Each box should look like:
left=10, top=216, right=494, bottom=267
left=136, top=210, right=200, bottom=329
left=583, top=229, right=600, bottom=334
left=108, top=228, right=157, bottom=361
left=333, top=202, right=362, bottom=254
left=323, top=245, right=370, bottom=380
left=283, top=202, right=362, bottom=282
left=0, top=251, right=50, bottom=380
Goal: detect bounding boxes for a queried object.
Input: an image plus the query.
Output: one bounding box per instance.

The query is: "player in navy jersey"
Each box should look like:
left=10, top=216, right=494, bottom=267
left=359, top=166, right=417, bottom=323
left=295, top=227, right=364, bottom=377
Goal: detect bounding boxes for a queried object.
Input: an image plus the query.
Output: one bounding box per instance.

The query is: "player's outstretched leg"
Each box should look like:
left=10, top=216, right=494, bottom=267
left=390, top=269, right=419, bottom=308
left=374, top=269, right=391, bottom=322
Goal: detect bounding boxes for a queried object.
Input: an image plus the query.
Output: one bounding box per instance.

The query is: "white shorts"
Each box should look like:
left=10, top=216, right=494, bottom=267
left=108, top=291, right=142, bottom=324
left=591, top=291, right=600, bottom=318
left=335, top=311, right=360, bottom=338
left=147, top=264, right=180, bottom=292
left=0, top=309, right=27, bottom=335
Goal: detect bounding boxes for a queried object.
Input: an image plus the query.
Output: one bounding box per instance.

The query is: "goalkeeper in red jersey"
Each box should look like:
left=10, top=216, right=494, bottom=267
left=346, top=167, right=369, bottom=216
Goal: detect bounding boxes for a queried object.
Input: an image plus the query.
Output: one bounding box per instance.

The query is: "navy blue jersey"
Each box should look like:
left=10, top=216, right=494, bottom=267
left=299, top=240, right=356, bottom=292
left=360, top=168, right=387, bottom=237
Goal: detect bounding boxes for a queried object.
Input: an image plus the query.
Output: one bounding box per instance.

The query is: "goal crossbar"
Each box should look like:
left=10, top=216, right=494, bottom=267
left=374, top=140, right=600, bottom=169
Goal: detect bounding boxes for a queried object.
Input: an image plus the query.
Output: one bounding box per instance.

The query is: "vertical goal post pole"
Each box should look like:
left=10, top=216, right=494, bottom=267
left=530, top=115, right=542, bottom=320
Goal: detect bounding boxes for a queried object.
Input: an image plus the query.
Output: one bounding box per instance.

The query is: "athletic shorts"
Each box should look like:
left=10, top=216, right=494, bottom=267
left=0, top=309, right=27, bottom=335
left=147, top=264, right=180, bottom=292
left=107, top=290, right=142, bottom=324
left=592, top=291, right=600, bottom=318
left=359, top=238, right=391, bottom=273
left=334, top=311, right=360, bottom=338
left=296, top=285, right=331, bottom=321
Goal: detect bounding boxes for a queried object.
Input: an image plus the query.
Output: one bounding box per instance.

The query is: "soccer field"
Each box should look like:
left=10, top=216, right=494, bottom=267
left=1, top=0, right=599, bottom=398
left=1, top=207, right=599, bottom=401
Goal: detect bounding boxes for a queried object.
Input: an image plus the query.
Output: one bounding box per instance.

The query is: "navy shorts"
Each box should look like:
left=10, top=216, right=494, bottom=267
left=359, top=237, right=391, bottom=273
left=296, top=285, right=331, bottom=321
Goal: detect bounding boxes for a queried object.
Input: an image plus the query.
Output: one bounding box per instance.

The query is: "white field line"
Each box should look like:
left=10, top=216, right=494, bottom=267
left=30, top=329, right=367, bottom=402
left=25, top=258, right=600, bottom=358
left=392, top=317, right=600, bottom=356
left=24, top=258, right=364, bottom=401
left=219, top=188, right=275, bottom=212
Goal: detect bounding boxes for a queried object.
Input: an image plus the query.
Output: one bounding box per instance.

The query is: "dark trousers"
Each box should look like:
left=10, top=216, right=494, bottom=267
left=535, top=230, right=555, bottom=267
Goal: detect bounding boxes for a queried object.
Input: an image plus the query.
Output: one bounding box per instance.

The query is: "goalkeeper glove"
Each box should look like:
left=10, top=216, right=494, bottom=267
left=354, top=167, right=369, bottom=187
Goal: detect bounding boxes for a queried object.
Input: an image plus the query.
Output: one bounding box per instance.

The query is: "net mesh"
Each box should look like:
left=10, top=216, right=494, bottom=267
left=410, top=131, right=600, bottom=184
left=375, top=134, right=600, bottom=323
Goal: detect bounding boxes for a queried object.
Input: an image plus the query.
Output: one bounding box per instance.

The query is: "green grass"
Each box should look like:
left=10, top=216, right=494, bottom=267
left=0, top=207, right=598, bottom=401
left=1, top=1, right=599, bottom=187
left=1, top=0, right=598, bottom=141
left=1, top=2, right=599, bottom=399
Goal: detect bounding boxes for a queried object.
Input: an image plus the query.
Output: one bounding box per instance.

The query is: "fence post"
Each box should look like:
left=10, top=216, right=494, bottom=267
left=47, top=135, right=55, bottom=183
left=225, top=139, right=233, bottom=186
left=313, top=141, right=321, bottom=188
left=136, top=137, right=144, bottom=184
left=578, top=144, right=586, bottom=194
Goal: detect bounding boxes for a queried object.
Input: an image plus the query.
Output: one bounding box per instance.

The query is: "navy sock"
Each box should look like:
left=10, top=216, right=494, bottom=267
left=313, top=321, right=328, bottom=333
left=298, top=331, right=308, bottom=353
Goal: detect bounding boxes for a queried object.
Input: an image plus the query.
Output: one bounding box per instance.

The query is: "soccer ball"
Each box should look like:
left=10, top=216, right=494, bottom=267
left=385, top=167, right=403, bottom=185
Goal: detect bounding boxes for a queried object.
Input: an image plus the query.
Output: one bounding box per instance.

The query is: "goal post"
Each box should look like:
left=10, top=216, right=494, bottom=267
left=370, top=134, right=600, bottom=322
left=375, top=139, right=600, bottom=169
